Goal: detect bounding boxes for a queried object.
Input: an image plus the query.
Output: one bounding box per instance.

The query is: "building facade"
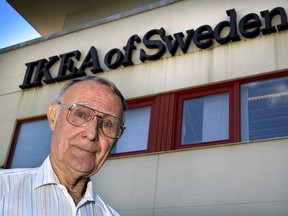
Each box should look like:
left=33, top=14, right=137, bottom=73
left=1, top=0, right=288, bottom=215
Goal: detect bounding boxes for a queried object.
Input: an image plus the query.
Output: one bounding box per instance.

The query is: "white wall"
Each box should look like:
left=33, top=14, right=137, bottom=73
left=93, top=139, right=288, bottom=215
left=0, top=0, right=288, bottom=214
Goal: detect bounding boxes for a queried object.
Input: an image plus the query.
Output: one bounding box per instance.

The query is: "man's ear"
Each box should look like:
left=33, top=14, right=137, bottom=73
left=47, top=102, right=58, bottom=131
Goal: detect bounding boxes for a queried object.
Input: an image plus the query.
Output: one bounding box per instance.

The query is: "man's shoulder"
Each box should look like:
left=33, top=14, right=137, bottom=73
left=0, top=167, right=38, bottom=176
left=0, top=157, right=50, bottom=179
left=0, top=167, right=38, bottom=186
left=0, top=167, right=39, bottom=198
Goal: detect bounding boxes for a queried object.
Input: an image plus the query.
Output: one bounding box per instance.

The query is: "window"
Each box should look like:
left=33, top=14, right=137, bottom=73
left=181, top=92, right=229, bottom=145
left=111, top=106, right=151, bottom=154
left=6, top=73, right=288, bottom=162
left=6, top=98, right=155, bottom=166
left=110, top=97, right=157, bottom=156
left=241, top=76, right=288, bottom=141
left=7, top=118, right=51, bottom=168
left=174, top=85, right=234, bottom=149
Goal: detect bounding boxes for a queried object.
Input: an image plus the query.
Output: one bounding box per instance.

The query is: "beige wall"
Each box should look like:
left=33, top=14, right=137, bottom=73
left=1, top=0, right=288, bottom=214
left=94, top=139, right=288, bottom=215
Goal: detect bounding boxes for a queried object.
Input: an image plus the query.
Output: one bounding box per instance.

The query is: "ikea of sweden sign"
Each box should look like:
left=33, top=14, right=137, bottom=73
left=19, top=7, right=288, bottom=89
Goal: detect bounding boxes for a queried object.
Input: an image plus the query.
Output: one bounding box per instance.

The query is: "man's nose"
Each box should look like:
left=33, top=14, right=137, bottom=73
left=83, top=117, right=100, bottom=142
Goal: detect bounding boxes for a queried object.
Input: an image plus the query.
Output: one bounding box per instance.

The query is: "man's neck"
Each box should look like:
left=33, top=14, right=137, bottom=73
left=50, top=156, right=89, bottom=205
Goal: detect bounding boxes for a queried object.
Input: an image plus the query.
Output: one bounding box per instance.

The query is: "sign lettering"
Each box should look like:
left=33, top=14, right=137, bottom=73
left=19, top=7, right=288, bottom=89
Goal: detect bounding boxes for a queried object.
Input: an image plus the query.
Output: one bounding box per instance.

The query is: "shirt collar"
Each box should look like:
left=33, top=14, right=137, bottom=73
left=33, top=155, right=59, bottom=189
left=82, top=180, right=95, bottom=202
left=33, top=156, right=106, bottom=211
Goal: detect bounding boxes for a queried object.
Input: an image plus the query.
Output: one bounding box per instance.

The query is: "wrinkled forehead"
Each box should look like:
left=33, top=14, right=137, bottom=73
left=62, top=80, right=122, bottom=115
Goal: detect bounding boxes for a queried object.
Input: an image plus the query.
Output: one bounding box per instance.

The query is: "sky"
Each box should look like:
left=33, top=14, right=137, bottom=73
left=0, top=0, right=40, bottom=49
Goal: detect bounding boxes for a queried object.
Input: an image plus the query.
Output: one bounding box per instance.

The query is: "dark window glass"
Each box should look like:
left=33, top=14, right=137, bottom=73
left=181, top=92, right=229, bottom=145
left=241, top=76, right=288, bottom=141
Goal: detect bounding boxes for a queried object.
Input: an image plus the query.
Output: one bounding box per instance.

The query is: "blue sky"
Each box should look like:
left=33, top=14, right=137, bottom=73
left=0, top=0, right=40, bottom=49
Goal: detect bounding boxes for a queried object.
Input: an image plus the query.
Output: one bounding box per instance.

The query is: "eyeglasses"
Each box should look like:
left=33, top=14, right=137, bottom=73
left=57, top=102, right=125, bottom=139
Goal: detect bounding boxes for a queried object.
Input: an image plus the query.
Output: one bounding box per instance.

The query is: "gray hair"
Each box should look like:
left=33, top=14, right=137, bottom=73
left=55, top=76, right=127, bottom=122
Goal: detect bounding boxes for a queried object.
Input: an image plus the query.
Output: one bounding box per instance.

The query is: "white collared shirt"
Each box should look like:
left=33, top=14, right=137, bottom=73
left=0, top=156, right=120, bottom=216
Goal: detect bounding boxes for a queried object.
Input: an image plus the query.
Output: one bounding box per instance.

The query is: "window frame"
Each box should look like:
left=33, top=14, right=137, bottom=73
left=174, top=84, right=238, bottom=149
left=109, top=96, right=158, bottom=157
left=5, top=116, right=48, bottom=168
left=239, top=72, right=288, bottom=142
left=5, top=71, right=288, bottom=165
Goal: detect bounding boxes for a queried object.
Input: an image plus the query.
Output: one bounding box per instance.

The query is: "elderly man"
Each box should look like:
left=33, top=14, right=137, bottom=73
left=0, top=76, right=126, bottom=215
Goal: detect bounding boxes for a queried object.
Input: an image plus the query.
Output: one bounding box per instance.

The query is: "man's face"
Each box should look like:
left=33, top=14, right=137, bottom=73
left=48, top=80, right=122, bottom=178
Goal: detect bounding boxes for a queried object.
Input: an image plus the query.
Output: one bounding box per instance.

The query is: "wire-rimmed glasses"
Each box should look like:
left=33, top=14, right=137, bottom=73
left=57, top=102, right=125, bottom=139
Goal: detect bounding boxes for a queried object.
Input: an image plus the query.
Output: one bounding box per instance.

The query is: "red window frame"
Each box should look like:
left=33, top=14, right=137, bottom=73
left=109, top=96, right=158, bottom=157
left=5, top=116, right=48, bottom=168
left=110, top=71, right=288, bottom=156
left=174, top=83, right=239, bottom=149
left=5, top=71, right=288, bottom=164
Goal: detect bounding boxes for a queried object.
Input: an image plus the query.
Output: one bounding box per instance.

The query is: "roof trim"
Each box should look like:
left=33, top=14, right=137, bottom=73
left=1, top=0, right=179, bottom=53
